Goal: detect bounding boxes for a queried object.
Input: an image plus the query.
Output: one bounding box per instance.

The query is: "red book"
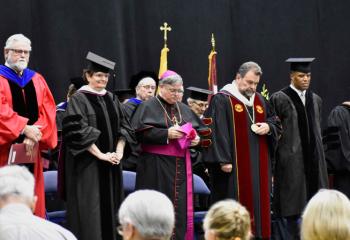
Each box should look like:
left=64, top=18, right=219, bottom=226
left=7, top=143, right=38, bottom=165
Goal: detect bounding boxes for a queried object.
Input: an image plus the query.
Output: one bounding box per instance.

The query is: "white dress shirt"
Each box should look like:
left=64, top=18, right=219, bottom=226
left=290, top=84, right=306, bottom=105
left=0, top=203, right=76, bottom=240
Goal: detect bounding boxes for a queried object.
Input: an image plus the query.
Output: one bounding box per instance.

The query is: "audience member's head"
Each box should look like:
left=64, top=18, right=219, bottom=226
left=0, top=165, right=36, bottom=212
left=118, top=190, right=175, bottom=240
left=203, top=199, right=251, bottom=240
left=301, top=189, right=350, bottom=240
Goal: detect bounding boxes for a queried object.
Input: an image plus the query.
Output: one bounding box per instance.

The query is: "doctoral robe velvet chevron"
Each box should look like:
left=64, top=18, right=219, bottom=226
left=204, top=92, right=281, bottom=239
left=0, top=70, right=57, bottom=218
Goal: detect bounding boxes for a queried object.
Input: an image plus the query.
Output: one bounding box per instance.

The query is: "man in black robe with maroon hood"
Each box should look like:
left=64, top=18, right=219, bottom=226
left=204, top=61, right=281, bottom=239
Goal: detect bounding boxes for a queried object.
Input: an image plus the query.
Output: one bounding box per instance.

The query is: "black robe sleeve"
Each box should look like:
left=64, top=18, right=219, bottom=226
left=264, top=97, right=282, bottom=163
left=62, top=94, right=101, bottom=157
left=131, top=98, right=205, bottom=146
left=203, top=94, right=234, bottom=164
left=324, top=105, right=350, bottom=172
left=131, top=98, right=171, bottom=145
left=123, top=100, right=138, bottom=120
left=114, top=96, right=137, bottom=147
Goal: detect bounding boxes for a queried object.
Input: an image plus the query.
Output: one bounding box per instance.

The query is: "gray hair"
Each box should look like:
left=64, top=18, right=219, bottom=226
left=0, top=165, right=34, bottom=199
left=159, top=74, right=183, bottom=85
left=136, top=77, right=156, bottom=88
left=118, top=190, right=175, bottom=239
left=187, top=97, right=194, bottom=104
left=237, top=61, right=262, bottom=78
left=4, top=34, right=32, bottom=51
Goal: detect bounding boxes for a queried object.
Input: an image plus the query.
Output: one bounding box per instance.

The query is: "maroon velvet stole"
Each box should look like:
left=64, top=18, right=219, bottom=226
left=229, top=94, right=270, bottom=238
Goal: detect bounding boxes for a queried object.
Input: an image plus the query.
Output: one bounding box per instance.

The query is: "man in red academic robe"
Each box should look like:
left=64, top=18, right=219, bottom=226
left=0, top=34, right=57, bottom=218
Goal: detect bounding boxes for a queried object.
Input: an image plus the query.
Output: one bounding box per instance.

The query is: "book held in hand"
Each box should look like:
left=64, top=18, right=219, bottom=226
left=7, top=143, right=38, bottom=165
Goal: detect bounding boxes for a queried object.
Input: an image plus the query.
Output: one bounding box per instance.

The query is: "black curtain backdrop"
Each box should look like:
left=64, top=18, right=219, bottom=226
left=2, top=0, right=350, bottom=122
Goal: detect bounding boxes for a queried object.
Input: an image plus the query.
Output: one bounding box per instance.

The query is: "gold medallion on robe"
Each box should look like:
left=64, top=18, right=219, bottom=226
left=235, top=104, right=244, bottom=112
left=251, top=123, right=259, bottom=133
left=256, top=105, right=264, bottom=114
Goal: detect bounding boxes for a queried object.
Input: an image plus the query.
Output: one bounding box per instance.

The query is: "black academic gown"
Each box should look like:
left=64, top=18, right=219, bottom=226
left=270, top=87, right=328, bottom=217
left=131, top=96, right=204, bottom=240
left=123, top=99, right=139, bottom=120
left=190, top=147, right=211, bottom=211
left=324, top=104, right=350, bottom=198
left=56, top=109, right=65, bottom=131
left=62, top=90, right=136, bottom=240
left=122, top=99, right=141, bottom=171
left=203, top=91, right=281, bottom=239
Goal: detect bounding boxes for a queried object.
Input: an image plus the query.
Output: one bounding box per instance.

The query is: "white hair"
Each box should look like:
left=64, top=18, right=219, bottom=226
left=136, top=77, right=156, bottom=88
left=0, top=165, right=34, bottom=199
left=4, top=34, right=32, bottom=51
left=118, top=190, right=175, bottom=239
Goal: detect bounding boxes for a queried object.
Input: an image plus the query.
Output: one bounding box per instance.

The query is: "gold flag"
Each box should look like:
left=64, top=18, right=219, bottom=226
left=158, top=47, right=169, bottom=78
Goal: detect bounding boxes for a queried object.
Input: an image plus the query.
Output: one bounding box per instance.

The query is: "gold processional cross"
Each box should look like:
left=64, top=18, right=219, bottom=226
left=160, top=22, right=172, bottom=47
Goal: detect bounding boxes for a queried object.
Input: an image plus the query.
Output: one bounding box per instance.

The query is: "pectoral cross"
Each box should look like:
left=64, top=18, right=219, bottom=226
left=172, top=116, right=179, bottom=127
left=160, top=22, right=172, bottom=47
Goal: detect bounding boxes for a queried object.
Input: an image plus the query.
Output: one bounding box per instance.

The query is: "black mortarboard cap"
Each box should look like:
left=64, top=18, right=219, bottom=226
left=114, top=89, right=135, bottom=102
left=86, top=51, right=116, bottom=73
left=129, top=71, right=158, bottom=90
left=286, top=58, right=315, bottom=73
left=187, top=86, right=213, bottom=101
left=70, top=76, right=86, bottom=89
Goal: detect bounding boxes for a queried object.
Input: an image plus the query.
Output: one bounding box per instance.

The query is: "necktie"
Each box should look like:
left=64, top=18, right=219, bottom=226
left=300, top=92, right=306, bottom=105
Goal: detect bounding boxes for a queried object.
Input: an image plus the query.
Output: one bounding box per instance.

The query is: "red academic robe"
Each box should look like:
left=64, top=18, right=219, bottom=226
left=0, top=73, right=57, bottom=218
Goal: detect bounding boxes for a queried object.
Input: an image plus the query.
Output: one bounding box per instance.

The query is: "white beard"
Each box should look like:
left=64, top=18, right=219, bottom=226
left=7, top=60, right=28, bottom=72
left=221, top=80, right=255, bottom=107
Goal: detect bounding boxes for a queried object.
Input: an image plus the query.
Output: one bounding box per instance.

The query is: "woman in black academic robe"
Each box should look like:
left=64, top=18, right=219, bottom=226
left=61, top=53, right=136, bottom=240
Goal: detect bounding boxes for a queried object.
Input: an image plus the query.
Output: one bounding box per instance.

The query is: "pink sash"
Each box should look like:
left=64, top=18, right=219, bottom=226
left=142, top=138, right=194, bottom=240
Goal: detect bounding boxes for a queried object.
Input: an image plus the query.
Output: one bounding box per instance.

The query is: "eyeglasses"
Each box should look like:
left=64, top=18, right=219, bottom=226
left=193, top=101, right=208, bottom=108
left=8, top=49, right=31, bottom=55
left=117, top=225, right=123, bottom=235
left=166, top=87, right=184, bottom=94
left=141, top=85, right=156, bottom=90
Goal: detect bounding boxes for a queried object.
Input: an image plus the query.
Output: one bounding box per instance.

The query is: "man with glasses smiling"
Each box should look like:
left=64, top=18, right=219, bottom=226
left=0, top=34, right=57, bottom=218
left=123, top=71, right=158, bottom=120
